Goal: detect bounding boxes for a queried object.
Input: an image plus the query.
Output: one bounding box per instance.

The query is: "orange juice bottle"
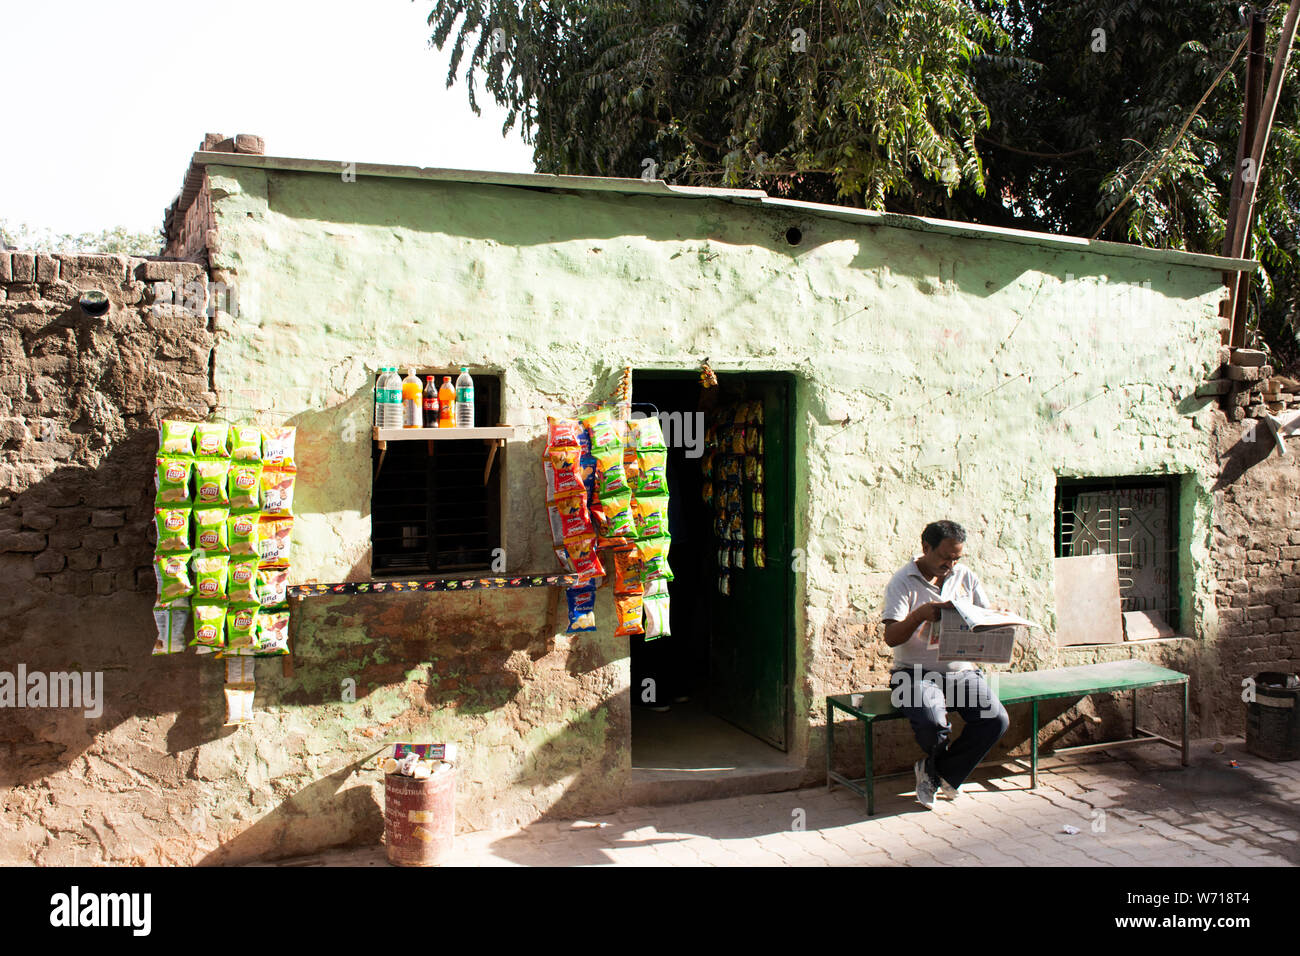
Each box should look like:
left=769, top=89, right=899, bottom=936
left=437, top=376, right=456, bottom=428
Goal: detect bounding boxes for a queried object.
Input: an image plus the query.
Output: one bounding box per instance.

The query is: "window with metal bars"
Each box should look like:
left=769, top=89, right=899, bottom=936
left=370, top=375, right=502, bottom=575
left=1054, top=476, right=1181, bottom=631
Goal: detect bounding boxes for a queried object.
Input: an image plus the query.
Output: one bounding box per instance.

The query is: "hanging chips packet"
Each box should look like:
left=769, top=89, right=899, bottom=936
left=643, top=580, right=671, bottom=639
left=636, top=447, right=668, bottom=495
left=594, top=493, right=637, bottom=539
left=548, top=494, right=593, bottom=541
left=194, top=422, right=231, bottom=458
left=565, top=584, right=597, bottom=632
left=546, top=417, right=583, bottom=449
left=629, top=414, right=667, bottom=450
left=225, top=605, right=259, bottom=649
left=191, top=601, right=228, bottom=647
left=260, top=465, right=296, bottom=516
left=155, top=456, right=193, bottom=505
left=154, top=507, right=191, bottom=552
left=155, top=553, right=194, bottom=603
left=594, top=447, right=629, bottom=497
left=152, top=602, right=191, bottom=655
left=193, top=553, right=230, bottom=600
left=612, top=547, right=645, bottom=595
left=614, top=593, right=644, bottom=636
left=158, top=419, right=198, bottom=456
left=545, top=446, right=585, bottom=499
left=194, top=458, right=231, bottom=505
left=258, top=517, right=293, bottom=567
left=223, top=683, right=255, bottom=725
left=229, top=424, right=264, bottom=462
left=193, top=507, right=229, bottom=552
left=252, top=609, right=291, bottom=655
left=227, top=512, right=260, bottom=558
left=227, top=558, right=259, bottom=604
left=633, top=496, right=671, bottom=538
left=227, top=461, right=262, bottom=511
left=261, top=426, right=296, bottom=467
left=564, top=534, right=604, bottom=580
left=256, top=567, right=289, bottom=607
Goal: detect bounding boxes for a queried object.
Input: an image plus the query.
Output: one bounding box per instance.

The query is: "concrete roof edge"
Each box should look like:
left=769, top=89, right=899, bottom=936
left=192, top=151, right=1256, bottom=274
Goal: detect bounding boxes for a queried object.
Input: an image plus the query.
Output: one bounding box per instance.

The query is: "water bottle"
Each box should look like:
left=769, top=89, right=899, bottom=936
left=374, top=366, right=388, bottom=427
left=382, top=367, right=403, bottom=429
left=455, top=366, right=475, bottom=428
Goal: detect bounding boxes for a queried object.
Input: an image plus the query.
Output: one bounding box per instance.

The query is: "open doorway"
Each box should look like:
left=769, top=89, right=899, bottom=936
left=629, top=371, right=796, bottom=778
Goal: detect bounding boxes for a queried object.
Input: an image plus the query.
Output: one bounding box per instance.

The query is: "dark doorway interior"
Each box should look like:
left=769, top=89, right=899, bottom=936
left=629, top=371, right=794, bottom=773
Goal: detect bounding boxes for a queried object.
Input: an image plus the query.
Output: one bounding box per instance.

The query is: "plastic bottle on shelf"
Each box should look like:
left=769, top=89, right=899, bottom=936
left=402, top=369, right=422, bottom=428
left=455, top=366, right=474, bottom=429
left=381, top=367, right=403, bottom=429
left=438, top=376, right=456, bottom=428
left=374, top=366, right=389, bottom=427
left=423, top=375, right=439, bottom=427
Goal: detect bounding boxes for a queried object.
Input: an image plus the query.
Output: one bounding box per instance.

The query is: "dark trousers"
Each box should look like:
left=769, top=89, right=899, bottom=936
left=890, top=666, right=1010, bottom=789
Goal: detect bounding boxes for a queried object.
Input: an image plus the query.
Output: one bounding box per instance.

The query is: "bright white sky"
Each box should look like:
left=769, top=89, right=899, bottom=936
left=1, top=0, right=534, bottom=236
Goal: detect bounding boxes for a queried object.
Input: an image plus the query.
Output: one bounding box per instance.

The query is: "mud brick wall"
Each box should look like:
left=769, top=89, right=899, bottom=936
left=0, top=253, right=216, bottom=864
left=1206, top=406, right=1300, bottom=736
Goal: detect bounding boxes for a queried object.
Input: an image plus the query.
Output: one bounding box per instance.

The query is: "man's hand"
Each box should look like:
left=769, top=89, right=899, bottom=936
left=883, top=601, right=952, bottom=647
left=921, top=600, right=953, bottom=621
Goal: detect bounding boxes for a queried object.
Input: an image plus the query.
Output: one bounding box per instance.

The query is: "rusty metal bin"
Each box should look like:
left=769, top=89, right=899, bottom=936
left=384, top=768, right=456, bottom=866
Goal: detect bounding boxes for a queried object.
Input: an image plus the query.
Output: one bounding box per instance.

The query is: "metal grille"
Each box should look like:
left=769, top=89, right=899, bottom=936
left=1055, top=477, right=1180, bottom=631
left=371, top=375, right=501, bottom=575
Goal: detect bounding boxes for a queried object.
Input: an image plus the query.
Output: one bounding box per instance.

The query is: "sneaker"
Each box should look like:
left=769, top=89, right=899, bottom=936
left=938, top=778, right=962, bottom=800
left=914, top=758, right=937, bottom=810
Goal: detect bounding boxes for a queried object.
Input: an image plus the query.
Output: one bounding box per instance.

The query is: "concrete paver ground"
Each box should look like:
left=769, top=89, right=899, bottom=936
left=259, top=738, right=1300, bottom=867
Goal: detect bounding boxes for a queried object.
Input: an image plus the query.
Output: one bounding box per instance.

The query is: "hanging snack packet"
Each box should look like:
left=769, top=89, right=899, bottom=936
left=158, top=419, right=198, bottom=455
left=193, top=553, right=230, bottom=600
left=227, top=460, right=262, bottom=511
left=565, top=584, right=597, bottom=632
left=191, top=601, right=228, bottom=648
left=580, top=406, right=614, bottom=433
left=579, top=452, right=598, bottom=497
left=612, top=548, right=645, bottom=595
left=261, top=425, right=296, bottom=467
left=256, top=567, right=289, bottom=607
left=258, top=517, right=293, bottom=567
left=260, top=464, right=296, bottom=516
left=546, top=416, right=583, bottom=449
left=225, top=656, right=256, bottom=683
left=227, top=512, right=261, bottom=558
left=155, top=553, right=194, bottom=603
left=545, top=446, right=585, bottom=498
left=637, top=534, right=671, bottom=564
left=194, top=457, right=231, bottom=505
left=628, top=415, right=667, bottom=450
left=152, top=602, right=191, bottom=655
left=636, top=448, right=668, bottom=495
left=154, top=507, right=191, bottom=552
left=622, top=444, right=640, bottom=489
left=549, top=494, right=593, bottom=542
left=614, top=593, right=644, bottom=636
left=633, top=496, right=670, bottom=539
left=223, top=683, right=255, bottom=725
left=229, top=424, right=264, bottom=462
left=227, top=558, right=259, bottom=604
left=644, top=582, right=672, bottom=639
left=642, top=553, right=674, bottom=582
left=155, top=456, right=193, bottom=505
left=588, top=416, right=621, bottom=452
left=594, top=446, right=629, bottom=497
left=564, top=534, right=605, bottom=580
left=193, top=506, right=230, bottom=552
left=594, top=493, right=637, bottom=539
left=251, top=609, right=291, bottom=655
left=194, top=422, right=231, bottom=458
left=225, top=605, right=259, bottom=649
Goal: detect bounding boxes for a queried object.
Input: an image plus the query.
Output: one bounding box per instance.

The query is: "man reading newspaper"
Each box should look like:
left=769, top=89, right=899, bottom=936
left=881, top=520, right=1010, bottom=810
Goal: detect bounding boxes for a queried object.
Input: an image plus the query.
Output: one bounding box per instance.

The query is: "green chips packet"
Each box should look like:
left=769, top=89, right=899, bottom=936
left=193, top=553, right=230, bottom=600
left=194, top=422, right=231, bottom=458
left=155, top=553, right=195, bottom=603
left=159, top=419, right=198, bottom=455
left=228, top=461, right=262, bottom=511
left=191, top=601, right=228, bottom=648
left=229, top=424, right=263, bottom=462
left=228, top=512, right=260, bottom=558
left=225, top=605, right=259, bottom=649
left=227, top=559, right=259, bottom=604
left=194, top=458, right=231, bottom=505
left=193, top=507, right=229, bottom=552
left=155, top=456, right=193, bottom=505
left=155, top=507, right=191, bottom=552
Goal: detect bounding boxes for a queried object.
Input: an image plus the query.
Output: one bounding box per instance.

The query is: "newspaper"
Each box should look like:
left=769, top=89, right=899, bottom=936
left=948, top=597, right=1037, bottom=631
left=932, top=600, right=1038, bottom=664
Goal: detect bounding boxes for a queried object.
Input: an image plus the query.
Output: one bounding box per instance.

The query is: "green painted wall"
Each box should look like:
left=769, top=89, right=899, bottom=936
left=204, top=163, right=1227, bottom=833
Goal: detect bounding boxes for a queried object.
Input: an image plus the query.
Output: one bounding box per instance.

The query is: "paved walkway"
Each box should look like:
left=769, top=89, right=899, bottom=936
left=262, top=738, right=1299, bottom=866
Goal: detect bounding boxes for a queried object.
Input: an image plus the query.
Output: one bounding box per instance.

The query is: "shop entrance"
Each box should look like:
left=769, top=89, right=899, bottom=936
left=629, top=371, right=794, bottom=775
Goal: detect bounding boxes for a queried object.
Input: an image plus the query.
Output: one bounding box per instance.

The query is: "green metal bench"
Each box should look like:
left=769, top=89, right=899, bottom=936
left=826, top=660, right=1189, bottom=815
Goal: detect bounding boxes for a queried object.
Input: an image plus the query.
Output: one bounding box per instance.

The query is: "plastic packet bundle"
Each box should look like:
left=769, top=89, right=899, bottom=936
left=193, top=507, right=229, bottom=552
left=194, top=422, right=231, bottom=458
left=227, top=461, right=262, bottom=511
left=226, top=605, right=259, bottom=649
left=191, top=601, right=228, bottom=648
left=155, top=507, right=191, bottom=552
left=152, top=602, right=191, bottom=655
left=155, top=553, right=194, bottom=603
left=193, top=553, right=230, bottom=599
left=158, top=419, right=197, bottom=455
left=261, top=426, right=296, bottom=467
left=227, top=512, right=260, bottom=558
left=565, top=584, right=597, bottom=632
left=643, top=580, right=671, bottom=639
left=194, top=458, right=231, bottom=505
left=612, top=547, right=645, bottom=595
left=256, top=567, right=289, bottom=607
left=257, top=517, right=293, bottom=567
left=155, top=456, right=193, bottom=505
left=227, top=558, right=259, bottom=604
left=614, top=593, right=644, bottom=636
left=223, top=683, right=255, bottom=725
left=260, top=465, right=296, bottom=516
left=229, top=425, right=264, bottom=462
left=633, top=496, right=670, bottom=539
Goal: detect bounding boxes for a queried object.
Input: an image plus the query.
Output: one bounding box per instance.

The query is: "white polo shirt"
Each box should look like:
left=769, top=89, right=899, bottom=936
left=881, top=558, right=990, bottom=673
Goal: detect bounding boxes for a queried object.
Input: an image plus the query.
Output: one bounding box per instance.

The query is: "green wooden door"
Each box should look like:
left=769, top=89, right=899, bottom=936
left=706, top=375, right=793, bottom=750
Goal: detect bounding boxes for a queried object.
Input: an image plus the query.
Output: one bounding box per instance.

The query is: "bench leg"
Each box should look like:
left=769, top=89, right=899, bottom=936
left=1182, top=680, right=1190, bottom=767
left=1132, top=687, right=1139, bottom=738
left=865, top=717, right=875, bottom=816
left=826, top=701, right=834, bottom=792
left=1031, top=700, right=1039, bottom=789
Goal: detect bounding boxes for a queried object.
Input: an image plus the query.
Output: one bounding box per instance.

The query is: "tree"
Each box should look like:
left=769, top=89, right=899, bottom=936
left=0, top=219, right=163, bottom=257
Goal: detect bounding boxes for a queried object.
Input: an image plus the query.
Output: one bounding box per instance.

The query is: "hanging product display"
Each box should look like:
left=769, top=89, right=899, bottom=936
left=152, top=419, right=299, bottom=722
left=700, top=399, right=764, bottom=596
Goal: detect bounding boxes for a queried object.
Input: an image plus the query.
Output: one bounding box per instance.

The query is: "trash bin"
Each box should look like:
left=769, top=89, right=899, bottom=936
left=1246, top=672, right=1300, bottom=762
left=384, top=768, right=456, bottom=866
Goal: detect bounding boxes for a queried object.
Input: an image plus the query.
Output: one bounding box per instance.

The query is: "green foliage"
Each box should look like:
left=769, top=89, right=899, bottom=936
left=0, top=219, right=163, bottom=257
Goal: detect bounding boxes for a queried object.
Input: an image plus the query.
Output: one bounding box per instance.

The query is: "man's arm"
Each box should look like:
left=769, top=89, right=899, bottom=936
left=883, top=602, right=949, bottom=647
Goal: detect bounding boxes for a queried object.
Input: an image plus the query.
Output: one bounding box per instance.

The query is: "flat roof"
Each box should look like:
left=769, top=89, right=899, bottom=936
left=189, top=151, right=1258, bottom=274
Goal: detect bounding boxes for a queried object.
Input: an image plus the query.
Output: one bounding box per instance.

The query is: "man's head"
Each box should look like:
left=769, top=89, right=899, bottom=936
left=918, top=520, right=966, bottom=579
